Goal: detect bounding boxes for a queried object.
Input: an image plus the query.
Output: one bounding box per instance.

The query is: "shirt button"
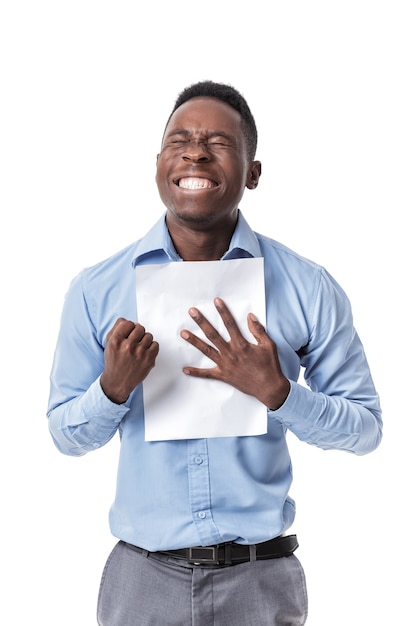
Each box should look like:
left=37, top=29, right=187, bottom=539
left=195, top=456, right=203, bottom=464
left=198, top=511, right=206, bottom=519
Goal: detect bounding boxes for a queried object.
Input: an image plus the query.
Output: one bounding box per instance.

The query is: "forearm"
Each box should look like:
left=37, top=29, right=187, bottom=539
left=47, top=377, right=129, bottom=456
left=271, top=381, right=382, bottom=455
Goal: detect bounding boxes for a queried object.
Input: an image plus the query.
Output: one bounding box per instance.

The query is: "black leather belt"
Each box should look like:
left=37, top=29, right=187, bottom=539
left=143, top=534, right=298, bottom=567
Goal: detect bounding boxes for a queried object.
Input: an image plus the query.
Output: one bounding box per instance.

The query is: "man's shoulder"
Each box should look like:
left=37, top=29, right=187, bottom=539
left=86, top=239, right=141, bottom=275
left=70, top=239, right=142, bottom=295
left=255, top=231, right=322, bottom=274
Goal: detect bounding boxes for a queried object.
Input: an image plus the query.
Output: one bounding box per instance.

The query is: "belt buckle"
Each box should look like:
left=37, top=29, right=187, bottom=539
left=187, top=545, right=219, bottom=565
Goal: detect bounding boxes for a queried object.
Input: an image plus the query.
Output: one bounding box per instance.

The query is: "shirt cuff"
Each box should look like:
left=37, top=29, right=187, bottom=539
left=79, top=376, right=131, bottom=426
left=268, top=380, right=324, bottom=435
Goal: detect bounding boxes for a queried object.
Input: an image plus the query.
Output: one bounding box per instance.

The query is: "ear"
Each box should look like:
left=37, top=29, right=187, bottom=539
left=246, top=160, right=262, bottom=190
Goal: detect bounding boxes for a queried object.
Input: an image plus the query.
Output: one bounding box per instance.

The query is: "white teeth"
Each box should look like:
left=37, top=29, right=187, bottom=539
left=178, top=177, right=215, bottom=189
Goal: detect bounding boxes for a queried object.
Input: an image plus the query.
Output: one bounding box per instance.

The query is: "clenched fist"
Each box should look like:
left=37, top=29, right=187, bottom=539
left=100, top=317, right=159, bottom=404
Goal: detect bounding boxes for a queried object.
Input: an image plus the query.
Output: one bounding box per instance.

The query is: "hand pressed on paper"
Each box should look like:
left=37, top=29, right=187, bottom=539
left=180, top=298, right=290, bottom=410
left=100, top=317, right=159, bottom=404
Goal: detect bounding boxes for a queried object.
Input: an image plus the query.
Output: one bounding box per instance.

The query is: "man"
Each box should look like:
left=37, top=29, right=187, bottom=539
left=47, top=81, right=382, bottom=625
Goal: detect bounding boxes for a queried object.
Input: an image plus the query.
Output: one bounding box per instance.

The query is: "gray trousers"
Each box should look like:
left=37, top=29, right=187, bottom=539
left=97, top=541, right=308, bottom=625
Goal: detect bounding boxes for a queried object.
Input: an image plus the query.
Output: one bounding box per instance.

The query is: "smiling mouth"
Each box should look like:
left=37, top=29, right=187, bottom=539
left=176, top=177, right=218, bottom=189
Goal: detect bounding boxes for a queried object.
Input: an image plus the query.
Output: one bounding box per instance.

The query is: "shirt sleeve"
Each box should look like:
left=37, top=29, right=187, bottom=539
left=270, top=268, right=382, bottom=455
left=47, top=272, right=129, bottom=456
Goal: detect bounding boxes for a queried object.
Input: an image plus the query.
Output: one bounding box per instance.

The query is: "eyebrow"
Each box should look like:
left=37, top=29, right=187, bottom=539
left=166, top=129, right=234, bottom=141
left=166, top=129, right=190, bottom=137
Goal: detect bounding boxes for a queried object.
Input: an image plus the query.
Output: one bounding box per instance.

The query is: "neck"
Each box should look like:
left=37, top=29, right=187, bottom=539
left=166, top=215, right=237, bottom=262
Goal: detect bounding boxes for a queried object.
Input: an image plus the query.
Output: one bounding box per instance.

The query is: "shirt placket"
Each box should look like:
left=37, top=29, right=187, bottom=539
left=187, top=439, right=222, bottom=546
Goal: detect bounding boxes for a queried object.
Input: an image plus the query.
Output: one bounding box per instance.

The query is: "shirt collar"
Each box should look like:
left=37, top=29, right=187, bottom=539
left=131, top=210, right=262, bottom=267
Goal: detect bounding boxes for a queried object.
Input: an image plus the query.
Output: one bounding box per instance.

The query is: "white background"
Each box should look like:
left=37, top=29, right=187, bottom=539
left=1, top=1, right=415, bottom=624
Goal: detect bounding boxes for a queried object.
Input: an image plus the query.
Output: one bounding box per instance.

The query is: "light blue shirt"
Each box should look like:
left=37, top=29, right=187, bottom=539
left=47, top=211, right=382, bottom=551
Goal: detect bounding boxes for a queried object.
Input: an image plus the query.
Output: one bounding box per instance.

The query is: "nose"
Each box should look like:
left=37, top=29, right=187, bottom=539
left=181, top=140, right=211, bottom=162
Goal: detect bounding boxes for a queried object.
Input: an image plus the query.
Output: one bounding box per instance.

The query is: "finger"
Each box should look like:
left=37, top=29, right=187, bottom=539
left=129, top=323, right=147, bottom=342
left=188, top=307, right=228, bottom=349
left=106, top=319, right=136, bottom=348
left=183, top=366, right=219, bottom=379
left=213, top=297, right=245, bottom=341
left=142, top=337, right=160, bottom=358
left=247, top=312, right=268, bottom=343
left=110, top=318, right=138, bottom=340
left=137, top=332, right=156, bottom=349
left=180, top=329, right=220, bottom=363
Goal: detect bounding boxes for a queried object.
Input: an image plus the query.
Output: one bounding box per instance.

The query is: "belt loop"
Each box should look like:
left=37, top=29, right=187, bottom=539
left=249, top=545, right=257, bottom=562
left=224, top=543, right=232, bottom=566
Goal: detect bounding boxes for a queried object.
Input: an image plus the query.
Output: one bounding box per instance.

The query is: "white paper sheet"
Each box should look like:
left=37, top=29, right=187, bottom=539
left=136, top=257, right=267, bottom=441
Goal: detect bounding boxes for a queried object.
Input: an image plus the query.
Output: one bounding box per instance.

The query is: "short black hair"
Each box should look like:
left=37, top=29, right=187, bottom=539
left=169, top=80, right=258, bottom=161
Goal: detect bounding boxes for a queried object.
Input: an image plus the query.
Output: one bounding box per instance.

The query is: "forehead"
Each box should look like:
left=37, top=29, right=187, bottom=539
left=164, top=97, right=243, bottom=137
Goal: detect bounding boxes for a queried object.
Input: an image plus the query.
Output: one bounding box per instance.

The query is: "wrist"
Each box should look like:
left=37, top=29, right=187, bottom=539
left=263, top=378, right=290, bottom=411
left=100, top=375, right=129, bottom=405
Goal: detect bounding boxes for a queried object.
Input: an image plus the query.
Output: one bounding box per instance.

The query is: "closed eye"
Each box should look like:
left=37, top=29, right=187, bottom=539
left=207, top=133, right=233, bottom=147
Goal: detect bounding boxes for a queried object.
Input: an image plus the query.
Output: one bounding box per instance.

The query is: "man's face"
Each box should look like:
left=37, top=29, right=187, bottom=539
left=156, top=97, right=260, bottom=229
